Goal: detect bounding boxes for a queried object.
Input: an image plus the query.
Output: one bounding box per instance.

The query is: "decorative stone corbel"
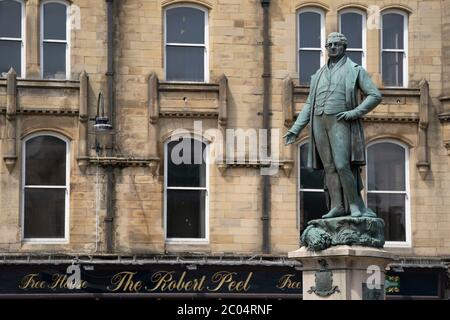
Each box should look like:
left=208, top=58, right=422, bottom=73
left=3, top=68, right=18, bottom=173
left=416, top=79, right=430, bottom=179
left=282, top=160, right=294, bottom=178
left=217, top=75, right=228, bottom=176
left=282, top=77, right=295, bottom=177
left=77, top=71, right=89, bottom=173
left=148, top=72, right=160, bottom=175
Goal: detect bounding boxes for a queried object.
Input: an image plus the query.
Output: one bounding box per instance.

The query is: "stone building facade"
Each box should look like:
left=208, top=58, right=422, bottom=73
left=0, top=0, right=449, bottom=298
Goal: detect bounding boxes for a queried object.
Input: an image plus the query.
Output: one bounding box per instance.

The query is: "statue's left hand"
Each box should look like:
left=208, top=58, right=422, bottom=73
left=336, top=110, right=359, bottom=121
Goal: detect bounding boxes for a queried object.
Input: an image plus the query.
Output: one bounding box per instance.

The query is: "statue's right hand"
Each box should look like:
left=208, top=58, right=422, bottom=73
left=283, top=131, right=297, bottom=145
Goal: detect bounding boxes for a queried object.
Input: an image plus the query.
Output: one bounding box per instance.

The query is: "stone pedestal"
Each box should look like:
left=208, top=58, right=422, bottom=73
left=289, top=245, right=396, bottom=300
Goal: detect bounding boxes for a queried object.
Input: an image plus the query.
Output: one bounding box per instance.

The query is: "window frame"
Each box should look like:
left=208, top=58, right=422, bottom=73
left=21, top=132, right=70, bottom=243
left=0, top=0, right=26, bottom=78
left=163, top=135, right=210, bottom=244
left=365, top=139, right=411, bottom=248
left=380, top=9, right=408, bottom=88
left=297, top=141, right=325, bottom=231
left=163, top=4, right=209, bottom=83
left=338, top=8, right=366, bottom=68
left=297, top=7, right=325, bottom=85
left=40, top=0, right=71, bottom=80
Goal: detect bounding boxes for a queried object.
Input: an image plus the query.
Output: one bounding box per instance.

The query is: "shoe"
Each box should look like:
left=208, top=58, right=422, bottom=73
left=322, top=206, right=346, bottom=219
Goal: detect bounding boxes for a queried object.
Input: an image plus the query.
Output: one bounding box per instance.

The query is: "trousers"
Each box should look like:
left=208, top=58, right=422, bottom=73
left=312, top=114, right=364, bottom=211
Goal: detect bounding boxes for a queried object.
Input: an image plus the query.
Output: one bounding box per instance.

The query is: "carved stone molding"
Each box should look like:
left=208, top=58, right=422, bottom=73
left=3, top=68, right=17, bottom=172
left=90, top=157, right=160, bottom=174
left=77, top=71, right=89, bottom=174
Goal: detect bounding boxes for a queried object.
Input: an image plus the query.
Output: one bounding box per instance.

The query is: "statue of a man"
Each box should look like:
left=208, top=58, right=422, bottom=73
left=284, top=32, right=382, bottom=219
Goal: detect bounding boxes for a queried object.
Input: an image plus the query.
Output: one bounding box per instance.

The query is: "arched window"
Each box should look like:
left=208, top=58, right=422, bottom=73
left=298, top=142, right=327, bottom=230
left=41, top=1, right=70, bottom=79
left=381, top=10, right=408, bottom=87
left=22, top=133, right=70, bottom=241
left=164, top=5, right=208, bottom=82
left=297, top=8, right=325, bottom=85
left=366, top=140, right=410, bottom=246
left=164, top=136, right=208, bottom=241
left=0, top=0, right=25, bottom=77
left=339, top=8, right=366, bottom=67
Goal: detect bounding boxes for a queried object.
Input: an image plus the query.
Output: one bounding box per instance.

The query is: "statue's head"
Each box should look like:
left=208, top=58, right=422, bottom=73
left=325, top=32, right=347, bottom=59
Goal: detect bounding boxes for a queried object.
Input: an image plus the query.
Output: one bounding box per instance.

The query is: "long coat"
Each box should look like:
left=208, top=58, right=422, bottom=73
left=289, top=57, right=382, bottom=171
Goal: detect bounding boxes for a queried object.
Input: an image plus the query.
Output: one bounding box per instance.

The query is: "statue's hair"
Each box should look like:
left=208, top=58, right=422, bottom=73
left=326, top=32, right=348, bottom=48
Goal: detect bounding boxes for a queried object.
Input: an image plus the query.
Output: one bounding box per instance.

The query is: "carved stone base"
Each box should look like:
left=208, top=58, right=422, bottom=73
left=288, top=245, right=396, bottom=300
left=301, top=217, right=385, bottom=251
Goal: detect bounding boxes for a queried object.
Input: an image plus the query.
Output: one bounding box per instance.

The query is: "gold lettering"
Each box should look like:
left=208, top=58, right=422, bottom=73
left=107, top=272, right=142, bottom=292
left=147, top=271, right=175, bottom=292
left=277, top=274, right=302, bottom=289
left=19, top=274, right=46, bottom=290
left=207, top=271, right=252, bottom=292
left=49, top=274, right=67, bottom=289
left=146, top=271, right=206, bottom=292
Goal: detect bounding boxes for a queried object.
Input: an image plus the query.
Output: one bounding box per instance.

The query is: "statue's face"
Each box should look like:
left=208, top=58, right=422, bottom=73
left=325, top=38, right=346, bottom=59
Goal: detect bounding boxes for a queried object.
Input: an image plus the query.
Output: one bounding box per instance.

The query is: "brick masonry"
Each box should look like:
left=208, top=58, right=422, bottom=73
left=0, top=0, right=449, bottom=258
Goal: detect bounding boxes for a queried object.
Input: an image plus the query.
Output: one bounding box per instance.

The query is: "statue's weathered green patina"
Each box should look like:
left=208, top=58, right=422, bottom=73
left=284, top=32, right=384, bottom=251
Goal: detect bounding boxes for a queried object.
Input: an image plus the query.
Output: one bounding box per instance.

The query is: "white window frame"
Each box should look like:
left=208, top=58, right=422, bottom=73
left=40, top=0, right=71, bottom=79
left=0, top=0, right=26, bottom=78
left=338, top=8, right=366, bottom=68
left=298, top=141, right=325, bottom=229
left=381, top=9, right=408, bottom=88
left=365, top=139, right=411, bottom=248
left=164, top=4, right=209, bottom=83
left=297, top=7, right=325, bottom=85
left=164, top=136, right=209, bottom=244
left=21, top=132, right=70, bottom=243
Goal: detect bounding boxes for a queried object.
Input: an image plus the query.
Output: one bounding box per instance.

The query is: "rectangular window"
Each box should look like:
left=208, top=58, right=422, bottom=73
left=23, top=134, right=69, bottom=242
left=381, top=12, right=408, bottom=87
left=165, top=6, right=208, bottom=82
left=339, top=10, right=366, bottom=67
left=41, top=1, right=69, bottom=79
left=298, top=9, right=324, bottom=85
left=366, top=141, right=410, bottom=246
left=0, top=0, right=24, bottom=77
left=298, top=143, right=328, bottom=231
left=165, top=138, right=208, bottom=242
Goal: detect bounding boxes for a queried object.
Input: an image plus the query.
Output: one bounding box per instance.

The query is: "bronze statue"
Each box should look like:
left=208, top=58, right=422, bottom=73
left=284, top=32, right=382, bottom=219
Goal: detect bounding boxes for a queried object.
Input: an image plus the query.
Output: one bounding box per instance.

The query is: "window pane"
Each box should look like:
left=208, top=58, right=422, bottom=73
left=26, top=136, right=66, bottom=186
left=368, top=143, right=405, bottom=191
left=167, top=139, right=206, bottom=187
left=167, top=190, right=206, bottom=238
left=382, top=13, right=404, bottom=49
left=382, top=52, right=404, bottom=87
left=166, top=45, right=204, bottom=81
left=166, top=7, right=205, bottom=44
left=368, top=193, right=405, bottom=241
left=346, top=51, right=362, bottom=66
left=299, top=143, right=324, bottom=189
left=299, top=11, right=321, bottom=48
left=24, top=188, right=66, bottom=238
left=43, top=2, right=67, bottom=40
left=340, top=12, right=362, bottom=49
left=299, top=50, right=320, bottom=85
left=0, top=0, right=21, bottom=38
left=300, top=191, right=328, bottom=225
left=0, top=40, right=21, bottom=75
left=43, top=42, right=66, bottom=79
